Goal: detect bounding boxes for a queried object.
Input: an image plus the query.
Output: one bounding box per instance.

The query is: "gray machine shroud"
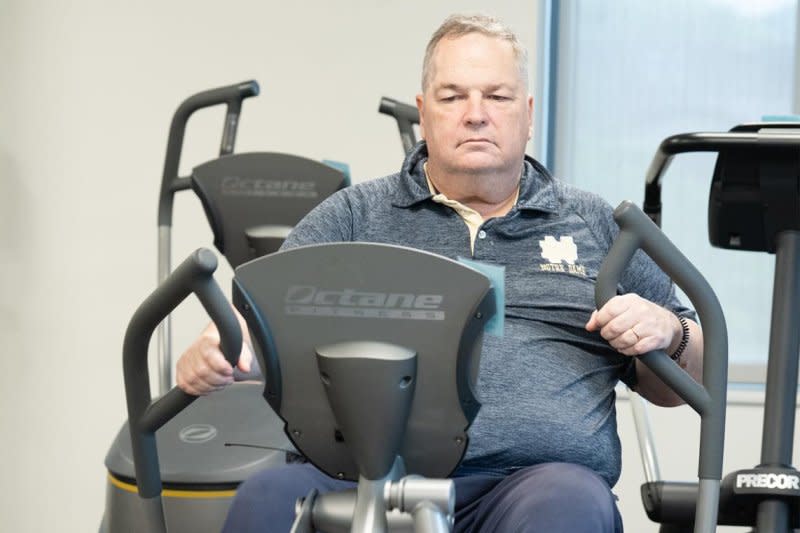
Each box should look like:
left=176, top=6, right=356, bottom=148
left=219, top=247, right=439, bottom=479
left=232, top=243, right=496, bottom=482
left=192, top=152, right=348, bottom=267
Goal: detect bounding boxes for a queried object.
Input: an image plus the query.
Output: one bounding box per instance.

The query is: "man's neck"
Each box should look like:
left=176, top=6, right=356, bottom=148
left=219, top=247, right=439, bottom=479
left=425, top=162, right=521, bottom=219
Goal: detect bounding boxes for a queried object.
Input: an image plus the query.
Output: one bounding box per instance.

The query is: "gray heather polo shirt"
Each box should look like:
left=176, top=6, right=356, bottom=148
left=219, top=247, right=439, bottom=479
left=282, top=143, right=692, bottom=487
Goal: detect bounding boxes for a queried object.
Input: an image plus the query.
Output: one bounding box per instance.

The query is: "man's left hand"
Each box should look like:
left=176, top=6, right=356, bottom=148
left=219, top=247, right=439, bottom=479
left=585, top=294, right=681, bottom=356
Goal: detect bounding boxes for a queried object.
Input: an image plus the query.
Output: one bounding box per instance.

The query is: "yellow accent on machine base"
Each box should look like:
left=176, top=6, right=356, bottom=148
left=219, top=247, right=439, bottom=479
left=107, top=473, right=237, bottom=499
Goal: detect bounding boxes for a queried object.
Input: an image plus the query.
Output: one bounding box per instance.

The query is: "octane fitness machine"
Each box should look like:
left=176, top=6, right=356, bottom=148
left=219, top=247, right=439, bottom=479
left=118, top=95, right=728, bottom=531
left=120, top=203, right=728, bottom=532
left=632, top=123, right=800, bottom=532
left=101, top=80, right=348, bottom=533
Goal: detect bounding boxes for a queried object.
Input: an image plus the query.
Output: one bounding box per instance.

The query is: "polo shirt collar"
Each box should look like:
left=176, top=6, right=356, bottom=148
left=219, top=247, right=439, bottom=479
left=516, top=157, right=560, bottom=214
left=391, top=143, right=434, bottom=207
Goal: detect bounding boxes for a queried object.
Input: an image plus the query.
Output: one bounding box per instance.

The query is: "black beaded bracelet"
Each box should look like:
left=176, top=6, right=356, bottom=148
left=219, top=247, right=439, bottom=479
left=670, top=315, right=690, bottom=365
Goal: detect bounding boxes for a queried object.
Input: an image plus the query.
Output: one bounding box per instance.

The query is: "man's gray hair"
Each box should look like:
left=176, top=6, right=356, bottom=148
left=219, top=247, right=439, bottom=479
left=421, top=13, right=529, bottom=91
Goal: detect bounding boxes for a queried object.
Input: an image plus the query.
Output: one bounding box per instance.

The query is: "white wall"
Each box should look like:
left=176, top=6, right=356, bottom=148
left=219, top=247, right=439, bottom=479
left=0, top=2, right=794, bottom=532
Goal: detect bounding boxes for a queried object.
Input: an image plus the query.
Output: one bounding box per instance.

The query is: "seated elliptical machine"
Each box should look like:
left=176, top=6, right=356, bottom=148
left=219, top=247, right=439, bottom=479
left=102, top=80, right=349, bottom=533
left=118, top=200, right=728, bottom=531
left=633, top=123, right=800, bottom=532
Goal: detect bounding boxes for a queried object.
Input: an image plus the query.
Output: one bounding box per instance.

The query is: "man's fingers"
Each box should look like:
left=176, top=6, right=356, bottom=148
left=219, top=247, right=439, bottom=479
left=585, top=310, right=599, bottom=331
left=192, top=349, right=233, bottom=385
left=202, top=342, right=235, bottom=376
left=237, top=342, right=253, bottom=373
left=176, top=314, right=255, bottom=396
left=586, top=295, right=633, bottom=331
left=175, top=335, right=236, bottom=395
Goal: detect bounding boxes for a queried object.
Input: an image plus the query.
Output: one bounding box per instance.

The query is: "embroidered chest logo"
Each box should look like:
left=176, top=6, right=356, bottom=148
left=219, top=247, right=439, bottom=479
left=538, top=236, right=587, bottom=276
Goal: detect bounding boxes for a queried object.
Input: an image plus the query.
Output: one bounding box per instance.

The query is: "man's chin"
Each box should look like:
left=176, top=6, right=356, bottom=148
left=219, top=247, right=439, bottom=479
left=452, top=154, right=504, bottom=174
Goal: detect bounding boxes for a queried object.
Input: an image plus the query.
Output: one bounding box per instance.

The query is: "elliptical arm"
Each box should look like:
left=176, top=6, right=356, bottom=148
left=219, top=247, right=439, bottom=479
left=123, top=248, right=242, bottom=532
left=596, top=201, right=728, bottom=533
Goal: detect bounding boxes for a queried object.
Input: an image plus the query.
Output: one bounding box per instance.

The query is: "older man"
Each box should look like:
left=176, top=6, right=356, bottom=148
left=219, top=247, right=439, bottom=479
left=177, top=13, right=702, bottom=532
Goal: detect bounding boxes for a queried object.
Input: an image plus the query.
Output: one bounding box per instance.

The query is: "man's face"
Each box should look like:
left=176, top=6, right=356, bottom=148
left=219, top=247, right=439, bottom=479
left=417, top=33, right=533, bottom=177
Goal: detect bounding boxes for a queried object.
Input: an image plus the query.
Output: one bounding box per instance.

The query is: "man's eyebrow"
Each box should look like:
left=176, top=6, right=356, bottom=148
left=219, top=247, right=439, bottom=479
left=434, top=83, right=516, bottom=93
left=484, top=83, right=514, bottom=92
left=435, top=83, right=463, bottom=92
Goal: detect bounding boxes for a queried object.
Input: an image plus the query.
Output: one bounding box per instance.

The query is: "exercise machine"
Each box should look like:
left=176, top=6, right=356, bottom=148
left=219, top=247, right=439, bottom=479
left=101, top=80, right=348, bottom=533
left=633, top=123, right=800, bottom=532
left=119, top=197, right=728, bottom=532
left=122, top=243, right=497, bottom=533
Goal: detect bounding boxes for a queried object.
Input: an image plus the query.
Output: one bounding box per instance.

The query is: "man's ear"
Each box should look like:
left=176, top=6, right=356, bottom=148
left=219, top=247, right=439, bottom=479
left=527, top=95, right=534, bottom=140
left=416, top=94, right=425, bottom=140
left=528, top=94, right=533, bottom=139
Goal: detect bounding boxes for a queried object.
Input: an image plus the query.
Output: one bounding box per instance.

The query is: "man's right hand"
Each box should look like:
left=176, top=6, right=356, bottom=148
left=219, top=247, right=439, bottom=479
left=176, top=312, right=254, bottom=396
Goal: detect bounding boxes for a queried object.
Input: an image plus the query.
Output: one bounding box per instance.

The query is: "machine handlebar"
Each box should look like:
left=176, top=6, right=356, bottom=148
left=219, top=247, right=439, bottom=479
left=378, top=97, right=420, bottom=155
left=596, top=201, right=728, bottom=533
left=123, top=248, right=242, bottom=500
left=644, top=123, right=800, bottom=227
left=158, top=80, right=260, bottom=226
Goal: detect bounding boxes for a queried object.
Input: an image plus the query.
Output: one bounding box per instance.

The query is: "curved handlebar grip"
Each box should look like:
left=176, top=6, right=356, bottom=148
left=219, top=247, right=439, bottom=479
left=122, top=248, right=243, bottom=501
left=236, top=80, right=260, bottom=99
left=378, top=96, right=420, bottom=123
left=158, top=80, right=260, bottom=226
left=174, top=79, right=260, bottom=117
left=596, top=201, right=727, bottom=484
left=378, top=96, right=398, bottom=116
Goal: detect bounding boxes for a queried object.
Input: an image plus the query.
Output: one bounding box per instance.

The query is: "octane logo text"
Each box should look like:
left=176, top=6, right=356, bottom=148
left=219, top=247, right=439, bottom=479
left=221, top=176, right=318, bottom=198
left=285, top=286, right=445, bottom=320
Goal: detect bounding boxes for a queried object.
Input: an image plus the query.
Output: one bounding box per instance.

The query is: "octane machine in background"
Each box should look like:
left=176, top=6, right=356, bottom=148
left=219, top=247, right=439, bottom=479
left=101, top=80, right=348, bottom=533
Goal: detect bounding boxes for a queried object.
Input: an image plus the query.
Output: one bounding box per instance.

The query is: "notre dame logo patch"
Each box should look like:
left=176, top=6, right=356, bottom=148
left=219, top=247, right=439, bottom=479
left=538, top=236, right=587, bottom=276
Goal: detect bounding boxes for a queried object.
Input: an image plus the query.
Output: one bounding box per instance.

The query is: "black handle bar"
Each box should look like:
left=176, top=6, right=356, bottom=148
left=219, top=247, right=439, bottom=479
left=123, top=248, right=242, bottom=499
left=644, top=123, right=800, bottom=227
left=378, top=97, right=420, bottom=155
left=596, top=201, right=728, bottom=484
left=158, top=80, right=260, bottom=226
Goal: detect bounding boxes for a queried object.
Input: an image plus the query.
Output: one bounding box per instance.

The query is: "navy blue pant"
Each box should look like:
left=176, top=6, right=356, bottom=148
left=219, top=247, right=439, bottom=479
left=222, top=462, right=623, bottom=532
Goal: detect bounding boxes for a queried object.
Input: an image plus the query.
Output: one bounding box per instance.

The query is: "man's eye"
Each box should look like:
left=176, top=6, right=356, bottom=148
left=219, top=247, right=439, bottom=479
left=440, top=95, right=459, bottom=102
left=488, top=94, right=511, bottom=101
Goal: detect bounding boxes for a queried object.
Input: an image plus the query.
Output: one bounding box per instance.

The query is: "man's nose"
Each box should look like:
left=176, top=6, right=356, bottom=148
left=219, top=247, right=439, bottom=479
left=464, top=94, right=488, bottom=126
